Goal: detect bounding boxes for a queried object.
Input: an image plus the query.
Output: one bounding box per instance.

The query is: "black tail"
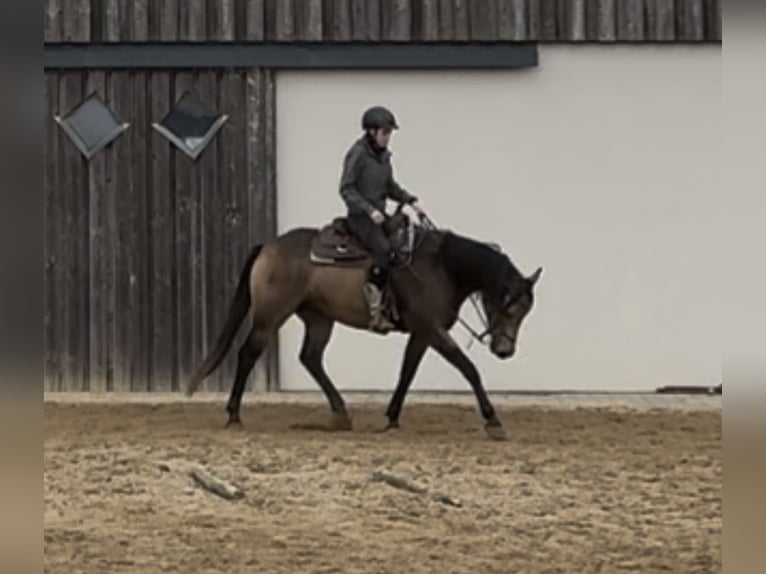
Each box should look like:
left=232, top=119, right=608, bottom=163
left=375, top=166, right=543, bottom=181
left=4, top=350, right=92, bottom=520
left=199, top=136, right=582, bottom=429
left=185, top=244, right=263, bottom=396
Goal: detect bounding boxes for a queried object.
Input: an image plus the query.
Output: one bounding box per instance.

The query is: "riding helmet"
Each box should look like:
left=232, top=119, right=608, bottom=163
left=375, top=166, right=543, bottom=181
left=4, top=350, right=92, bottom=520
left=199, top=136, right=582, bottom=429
left=361, top=106, right=399, bottom=131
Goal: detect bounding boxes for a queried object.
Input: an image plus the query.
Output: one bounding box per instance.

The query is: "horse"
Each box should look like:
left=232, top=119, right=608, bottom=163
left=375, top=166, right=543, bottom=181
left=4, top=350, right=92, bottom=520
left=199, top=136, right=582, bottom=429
left=185, top=212, right=542, bottom=439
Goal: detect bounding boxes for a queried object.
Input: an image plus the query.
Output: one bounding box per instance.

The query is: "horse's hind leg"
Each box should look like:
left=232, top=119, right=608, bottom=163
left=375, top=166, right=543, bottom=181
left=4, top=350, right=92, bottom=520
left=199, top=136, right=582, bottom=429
left=225, top=328, right=269, bottom=427
left=296, top=309, right=351, bottom=431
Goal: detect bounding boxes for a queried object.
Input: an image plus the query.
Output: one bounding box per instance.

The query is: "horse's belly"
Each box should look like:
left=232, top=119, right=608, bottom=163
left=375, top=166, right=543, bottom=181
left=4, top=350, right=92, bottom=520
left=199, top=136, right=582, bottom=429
left=308, top=266, right=369, bottom=329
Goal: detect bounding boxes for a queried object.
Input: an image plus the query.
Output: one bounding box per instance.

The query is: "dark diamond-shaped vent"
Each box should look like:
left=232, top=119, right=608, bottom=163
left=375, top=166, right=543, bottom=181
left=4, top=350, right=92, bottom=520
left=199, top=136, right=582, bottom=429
left=54, top=93, right=129, bottom=159
left=152, top=91, right=228, bottom=161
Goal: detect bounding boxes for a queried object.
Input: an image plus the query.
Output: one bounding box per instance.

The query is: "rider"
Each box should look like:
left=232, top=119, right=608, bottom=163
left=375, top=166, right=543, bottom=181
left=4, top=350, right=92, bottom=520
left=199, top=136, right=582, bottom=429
left=339, top=106, right=424, bottom=332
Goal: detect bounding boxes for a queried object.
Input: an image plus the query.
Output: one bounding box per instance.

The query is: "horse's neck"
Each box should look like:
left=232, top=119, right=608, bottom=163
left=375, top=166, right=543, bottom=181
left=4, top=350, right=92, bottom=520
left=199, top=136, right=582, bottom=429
left=438, top=232, right=515, bottom=302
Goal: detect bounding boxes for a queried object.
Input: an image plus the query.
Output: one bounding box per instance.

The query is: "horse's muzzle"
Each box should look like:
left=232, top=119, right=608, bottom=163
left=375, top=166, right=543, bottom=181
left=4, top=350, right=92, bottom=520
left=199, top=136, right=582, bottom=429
left=494, top=348, right=515, bottom=360
left=491, top=340, right=516, bottom=360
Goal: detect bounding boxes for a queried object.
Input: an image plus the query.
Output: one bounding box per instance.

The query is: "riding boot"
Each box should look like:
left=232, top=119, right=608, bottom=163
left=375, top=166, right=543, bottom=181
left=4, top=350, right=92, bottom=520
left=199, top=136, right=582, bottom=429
left=363, top=283, right=396, bottom=333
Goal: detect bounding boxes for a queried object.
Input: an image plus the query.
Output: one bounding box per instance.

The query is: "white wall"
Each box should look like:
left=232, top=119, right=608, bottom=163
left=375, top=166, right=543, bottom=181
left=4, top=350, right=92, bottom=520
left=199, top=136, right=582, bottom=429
left=275, top=45, right=722, bottom=392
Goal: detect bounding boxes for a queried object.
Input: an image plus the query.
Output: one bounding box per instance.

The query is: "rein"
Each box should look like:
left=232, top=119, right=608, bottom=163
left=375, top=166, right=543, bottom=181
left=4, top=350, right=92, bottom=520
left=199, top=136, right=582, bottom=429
left=407, top=212, right=492, bottom=348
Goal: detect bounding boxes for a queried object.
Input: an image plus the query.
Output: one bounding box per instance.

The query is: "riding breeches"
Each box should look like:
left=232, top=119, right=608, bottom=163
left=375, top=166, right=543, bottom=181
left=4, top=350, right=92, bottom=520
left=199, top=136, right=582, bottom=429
left=345, top=213, right=391, bottom=288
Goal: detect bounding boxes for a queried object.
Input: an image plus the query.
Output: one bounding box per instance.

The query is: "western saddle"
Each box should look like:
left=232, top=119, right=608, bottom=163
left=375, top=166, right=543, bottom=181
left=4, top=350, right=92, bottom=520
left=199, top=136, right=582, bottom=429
left=309, top=212, right=415, bottom=268
left=310, top=212, right=417, bottom=331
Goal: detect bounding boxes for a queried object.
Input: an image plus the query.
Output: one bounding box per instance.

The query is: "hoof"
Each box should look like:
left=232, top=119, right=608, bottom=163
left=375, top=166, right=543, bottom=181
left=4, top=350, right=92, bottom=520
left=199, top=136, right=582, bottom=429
left=377, top=420, right=400, bottom=434
left=484, top=421, right=507, bottom=441
left=330, top=412, right=353, bottom=431
left=225, top=417, right=242, bottom=429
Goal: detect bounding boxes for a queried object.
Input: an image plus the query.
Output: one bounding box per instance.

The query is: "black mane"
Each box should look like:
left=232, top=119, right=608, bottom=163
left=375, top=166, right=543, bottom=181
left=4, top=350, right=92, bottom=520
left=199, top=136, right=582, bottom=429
left=438, top=231, right=524, bottom=301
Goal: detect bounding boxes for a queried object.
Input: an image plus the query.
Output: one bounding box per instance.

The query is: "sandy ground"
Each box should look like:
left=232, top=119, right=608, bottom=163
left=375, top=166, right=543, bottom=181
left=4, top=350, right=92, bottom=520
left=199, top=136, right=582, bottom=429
left=44, top=398, right=721, bottom=574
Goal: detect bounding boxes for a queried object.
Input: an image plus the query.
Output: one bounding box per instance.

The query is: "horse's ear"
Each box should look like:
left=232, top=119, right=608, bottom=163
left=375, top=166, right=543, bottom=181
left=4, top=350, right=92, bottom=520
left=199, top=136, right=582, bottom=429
left=528, top=267, right=543, bottom=286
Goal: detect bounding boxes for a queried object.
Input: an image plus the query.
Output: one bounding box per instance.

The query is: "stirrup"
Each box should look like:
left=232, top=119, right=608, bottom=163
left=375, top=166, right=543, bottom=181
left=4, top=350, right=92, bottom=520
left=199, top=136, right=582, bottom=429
left=363, top=284, right=395, bottom=333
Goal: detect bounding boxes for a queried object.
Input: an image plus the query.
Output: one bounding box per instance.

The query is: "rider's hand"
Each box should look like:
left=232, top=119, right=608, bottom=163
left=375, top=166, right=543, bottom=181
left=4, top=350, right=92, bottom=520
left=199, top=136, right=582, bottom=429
left=370, top=210, right=386, bottom=225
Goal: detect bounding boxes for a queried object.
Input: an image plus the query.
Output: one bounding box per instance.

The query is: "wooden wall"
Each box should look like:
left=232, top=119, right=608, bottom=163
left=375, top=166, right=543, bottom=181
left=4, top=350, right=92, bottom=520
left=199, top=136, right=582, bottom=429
left=44, top=0, right=721, bottom=43
left=44, top=69, right=277, bottom=392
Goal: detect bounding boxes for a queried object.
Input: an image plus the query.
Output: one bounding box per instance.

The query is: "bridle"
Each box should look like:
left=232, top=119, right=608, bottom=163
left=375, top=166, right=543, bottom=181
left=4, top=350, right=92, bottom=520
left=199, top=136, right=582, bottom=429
left=411, top=211, right=511, bottom=350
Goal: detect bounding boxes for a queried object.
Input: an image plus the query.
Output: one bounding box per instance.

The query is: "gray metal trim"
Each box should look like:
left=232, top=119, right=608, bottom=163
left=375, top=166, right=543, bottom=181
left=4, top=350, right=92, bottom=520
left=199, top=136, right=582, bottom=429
left=44, top=42, right=538, bottom=70
left=54, top=115, right=130, bottom=159
left=152, top=115, right=229, bottom=161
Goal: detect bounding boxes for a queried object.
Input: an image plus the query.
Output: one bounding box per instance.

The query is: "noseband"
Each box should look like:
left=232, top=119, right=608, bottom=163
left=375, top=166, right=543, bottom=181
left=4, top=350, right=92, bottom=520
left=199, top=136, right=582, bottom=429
left=460, top=294, right=516, bottom=350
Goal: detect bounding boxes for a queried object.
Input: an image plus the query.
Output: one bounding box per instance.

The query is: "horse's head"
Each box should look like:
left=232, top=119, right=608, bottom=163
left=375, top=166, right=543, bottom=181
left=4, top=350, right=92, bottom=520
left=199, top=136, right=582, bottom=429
left=481, top=266, right=542, bottom=360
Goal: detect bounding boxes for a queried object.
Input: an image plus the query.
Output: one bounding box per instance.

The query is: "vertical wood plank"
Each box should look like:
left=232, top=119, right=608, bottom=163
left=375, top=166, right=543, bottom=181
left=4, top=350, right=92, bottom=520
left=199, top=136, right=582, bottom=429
left=263, top=70, right=279, bottom=390
left=617, top=0, right=646, bottom=40
left=204, top=72, right=225, bottom=392
left=498, top=0, right=527, bottom=41
left=246, top=69, right=267, bottom=391
left=173, top=74, right=202, bottom=388
left=332, top=0, right=352, bottom=40
left=86, top=71, right=111, bottom=393
left=160, top=0, right=179, bottom=41
left=220, top=72, right=251, bottom=391
left=130, top=72, right=151, bottom=391
left=468, top=0, right=497, bottom=40
left=133, top=0, right=150, bottom=40
left=646, top=0, right=675, bottom=40
left=57, top=73, right=89, bottom=391
left=564, top=0, right=587, bottom=41
left=148, top=72, right=176, bottom=391
left=351, top=0, right=368, bottom=40
left=538, top=0, right=557, bottom=40
left=90, top=0, right=105, bottom=41
left=73, top=76, right=91, bottom=393
left=527, top=0, right=540, bottom=40
left=275, top=0, right=296, bottom=40
left=384, top=0, right=412, bottom=41
left=63, top=0, right=90, bottom=41
left=298, top=0, right=324, bottom=40
left=53, top=75, right=69, bottom=391
left=118, top=0, right=132, bottom=40
left=103, top=0, right=120, bottom=41
left=246, top=0, right=266, bottom=39
left=704, top=0, right=720, bottom=41
left=180, top=0, right=207, bottom=40
left=366, top=0, right=381, bottom=40
left=45, top=0, right=62, bottom=41
left=194, top=71, right=217, bottom=392
left=419, top=0, right=440, bottom=40
left=147, top=0, right=178, bottom=41
left=437, top=0, right=454, bottom=39
left=245, top=69, right=270, bottom=391
left=229, top=76, right=250, bottom=372
left=453, top=0, right=469, bottom=40
left=44, top=74, right=59, bottom=391
left=109, top=72, right=135, bottom=392
left=677, top=0, right=704, bottom=41
left=587, top=0, right=616, bottom=41
left=246, top=72, right=267, bottom=245
left=210, top=0, right=236, bottom=40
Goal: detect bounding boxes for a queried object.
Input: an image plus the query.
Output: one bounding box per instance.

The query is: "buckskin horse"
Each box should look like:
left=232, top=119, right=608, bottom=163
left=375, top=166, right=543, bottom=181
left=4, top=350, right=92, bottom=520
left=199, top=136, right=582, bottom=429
left=186, top=208, right=542, bottom=439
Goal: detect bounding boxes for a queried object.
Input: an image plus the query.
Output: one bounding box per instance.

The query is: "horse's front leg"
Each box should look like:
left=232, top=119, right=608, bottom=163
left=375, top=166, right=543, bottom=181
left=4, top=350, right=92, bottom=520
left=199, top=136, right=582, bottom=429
left=429, top=329, right=506, bottom=441
left=383, top=334, right=429, bottom=430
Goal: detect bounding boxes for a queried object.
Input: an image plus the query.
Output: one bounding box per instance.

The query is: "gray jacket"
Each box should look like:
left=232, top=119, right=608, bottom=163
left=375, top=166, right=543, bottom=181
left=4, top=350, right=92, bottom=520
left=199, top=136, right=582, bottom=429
left=339, top=137, right=417, bottom=216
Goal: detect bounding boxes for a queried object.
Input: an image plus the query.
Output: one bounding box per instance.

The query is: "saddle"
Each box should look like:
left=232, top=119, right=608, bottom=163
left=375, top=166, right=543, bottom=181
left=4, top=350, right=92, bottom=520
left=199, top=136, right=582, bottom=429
left=310, top=212, right=415, bottom=268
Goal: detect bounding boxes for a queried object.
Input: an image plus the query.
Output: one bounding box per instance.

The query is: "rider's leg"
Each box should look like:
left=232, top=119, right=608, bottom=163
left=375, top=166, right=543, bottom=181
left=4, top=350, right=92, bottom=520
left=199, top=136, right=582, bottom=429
left=346, top=215, right=395, bottom=331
